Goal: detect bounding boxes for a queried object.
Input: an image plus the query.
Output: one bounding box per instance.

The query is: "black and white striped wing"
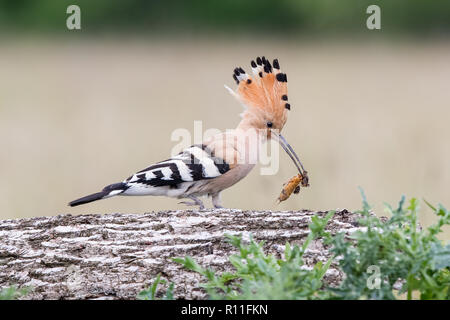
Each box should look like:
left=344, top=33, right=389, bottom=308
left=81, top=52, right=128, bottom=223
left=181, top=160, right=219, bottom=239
left=124, top=144, right=230, bottom=189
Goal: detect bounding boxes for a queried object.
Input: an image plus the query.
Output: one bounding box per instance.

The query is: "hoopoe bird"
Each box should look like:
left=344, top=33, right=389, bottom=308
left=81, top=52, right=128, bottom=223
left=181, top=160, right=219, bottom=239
left=69, top=56, right=306, bottom=209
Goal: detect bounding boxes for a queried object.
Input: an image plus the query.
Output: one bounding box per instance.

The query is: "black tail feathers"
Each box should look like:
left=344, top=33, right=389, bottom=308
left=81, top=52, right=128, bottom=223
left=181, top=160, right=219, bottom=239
left=68, top=182, right=128, bottom=207
left=69, top=191, right=108, bottom=207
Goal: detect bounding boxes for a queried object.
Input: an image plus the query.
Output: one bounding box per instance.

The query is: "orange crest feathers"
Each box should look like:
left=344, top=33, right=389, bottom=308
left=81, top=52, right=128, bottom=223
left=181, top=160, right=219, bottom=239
left=225, top=56, right=290, bottom=129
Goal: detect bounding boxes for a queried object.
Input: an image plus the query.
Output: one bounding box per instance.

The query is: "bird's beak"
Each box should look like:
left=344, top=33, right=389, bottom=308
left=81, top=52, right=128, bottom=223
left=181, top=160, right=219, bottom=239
left=272, top=131, right=309, bottom=186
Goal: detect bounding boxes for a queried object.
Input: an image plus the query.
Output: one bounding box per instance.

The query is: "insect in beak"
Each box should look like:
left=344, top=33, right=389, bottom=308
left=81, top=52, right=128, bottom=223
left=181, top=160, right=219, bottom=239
left=272, top=131, right=310, bottom=203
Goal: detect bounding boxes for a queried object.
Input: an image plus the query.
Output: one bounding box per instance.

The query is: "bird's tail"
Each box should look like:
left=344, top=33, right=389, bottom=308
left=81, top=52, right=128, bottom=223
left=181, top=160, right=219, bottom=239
left=68, top=182, right=128, bottom=207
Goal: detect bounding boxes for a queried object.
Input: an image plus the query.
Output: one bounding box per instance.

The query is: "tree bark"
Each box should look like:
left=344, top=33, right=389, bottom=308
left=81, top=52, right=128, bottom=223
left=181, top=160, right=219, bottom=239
left=0, top=209, right=365, bottom=300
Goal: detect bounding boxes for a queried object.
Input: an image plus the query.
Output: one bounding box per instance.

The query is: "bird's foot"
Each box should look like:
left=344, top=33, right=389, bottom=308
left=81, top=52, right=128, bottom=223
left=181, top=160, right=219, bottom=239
left=179, top=196, right=205, bottom=210
left=211, top=193, right=223, bottom=209
left=178, top=201, right=205, bottom=210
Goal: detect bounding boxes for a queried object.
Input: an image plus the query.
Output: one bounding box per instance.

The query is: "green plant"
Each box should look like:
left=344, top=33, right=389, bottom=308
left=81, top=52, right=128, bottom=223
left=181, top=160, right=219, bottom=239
left=0, top=285, right=30, bottom=300
left=140, top=191, right=449, bottom=300
left=329, top=189, right=450, bottom=300
left=173, top=211, right=335, bottom=300
left=137, top=273, right=174, bottom=300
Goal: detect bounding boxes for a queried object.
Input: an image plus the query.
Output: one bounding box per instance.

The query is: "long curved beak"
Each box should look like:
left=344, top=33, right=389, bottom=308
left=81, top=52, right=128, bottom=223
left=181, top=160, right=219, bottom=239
left=272, top=131, right=309, bottom=185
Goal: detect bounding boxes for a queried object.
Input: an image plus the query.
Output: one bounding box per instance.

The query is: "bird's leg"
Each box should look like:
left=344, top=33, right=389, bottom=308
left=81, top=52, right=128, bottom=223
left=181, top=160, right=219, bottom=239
left=179, top=195, right=205, bottom=210
left=211, top=193, right=223, bottom=209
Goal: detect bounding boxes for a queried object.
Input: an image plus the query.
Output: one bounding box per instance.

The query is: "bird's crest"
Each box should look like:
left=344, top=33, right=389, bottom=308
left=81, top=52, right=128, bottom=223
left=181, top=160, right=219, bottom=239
left=225, top=56, right=290, bottom=128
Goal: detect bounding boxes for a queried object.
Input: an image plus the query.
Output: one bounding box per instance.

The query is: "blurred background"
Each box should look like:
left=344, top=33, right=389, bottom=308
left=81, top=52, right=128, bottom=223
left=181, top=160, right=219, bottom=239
left=0, top=1, right=449, bottom=238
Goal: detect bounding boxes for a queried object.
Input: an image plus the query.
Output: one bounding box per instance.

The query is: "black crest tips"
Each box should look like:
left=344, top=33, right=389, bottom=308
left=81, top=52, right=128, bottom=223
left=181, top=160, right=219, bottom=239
left=256, top=57, right=262, bottom=65
left=276, top=73, right=287, bottom=82
left=234, top=68, right=240, bottom=75
left=263, top=60, right=272, bottom=73
left=273, top=59, right=280, bottom=69
left=251, top=60, right=257, bottom=68
left=233, top=74, right=239, bottom=84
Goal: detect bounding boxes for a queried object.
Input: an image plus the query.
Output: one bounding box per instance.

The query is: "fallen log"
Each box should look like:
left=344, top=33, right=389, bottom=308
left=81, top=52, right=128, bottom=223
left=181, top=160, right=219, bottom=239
left=0, top=209, right=365, bottom=299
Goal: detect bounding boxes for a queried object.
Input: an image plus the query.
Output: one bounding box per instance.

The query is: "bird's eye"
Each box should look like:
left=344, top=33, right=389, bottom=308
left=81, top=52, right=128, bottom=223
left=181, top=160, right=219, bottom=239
left=266, top=121, right=273, bottom=128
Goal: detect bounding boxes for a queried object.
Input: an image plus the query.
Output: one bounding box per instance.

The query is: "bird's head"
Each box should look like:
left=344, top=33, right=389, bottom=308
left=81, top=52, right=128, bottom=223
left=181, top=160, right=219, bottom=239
left=225, top=56, right=306, bottom=175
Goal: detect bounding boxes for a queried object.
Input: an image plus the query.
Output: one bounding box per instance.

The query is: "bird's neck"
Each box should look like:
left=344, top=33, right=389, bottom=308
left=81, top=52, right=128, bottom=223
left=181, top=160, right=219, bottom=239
left=234, top=117, right=269, bottom=149
left=236, top=117, right=267, bottom=141
left=236, top=115, right=255, bottom=131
